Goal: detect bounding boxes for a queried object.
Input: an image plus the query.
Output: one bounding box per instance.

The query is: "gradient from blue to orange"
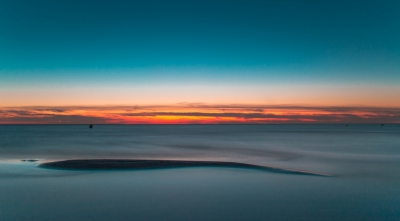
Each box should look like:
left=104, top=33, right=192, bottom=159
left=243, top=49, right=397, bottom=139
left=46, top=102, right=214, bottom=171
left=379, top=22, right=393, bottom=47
left=1, top=0, right=399, bottom=123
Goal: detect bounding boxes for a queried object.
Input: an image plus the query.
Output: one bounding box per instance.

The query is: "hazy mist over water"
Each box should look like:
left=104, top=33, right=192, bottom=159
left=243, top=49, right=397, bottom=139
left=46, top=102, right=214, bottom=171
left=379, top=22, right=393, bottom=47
left=1, top=125, right=400, bottom=220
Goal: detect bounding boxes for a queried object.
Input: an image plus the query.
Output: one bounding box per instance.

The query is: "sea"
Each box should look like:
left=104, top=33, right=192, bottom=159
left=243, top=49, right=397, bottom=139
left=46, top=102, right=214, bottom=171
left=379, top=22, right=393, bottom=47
left=0, top=124, right=399, bottom=221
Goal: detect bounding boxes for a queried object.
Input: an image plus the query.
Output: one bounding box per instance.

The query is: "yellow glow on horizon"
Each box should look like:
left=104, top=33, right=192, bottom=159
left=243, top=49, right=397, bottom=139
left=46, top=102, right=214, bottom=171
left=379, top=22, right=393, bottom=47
left=2, top=102, right=397, bottom=124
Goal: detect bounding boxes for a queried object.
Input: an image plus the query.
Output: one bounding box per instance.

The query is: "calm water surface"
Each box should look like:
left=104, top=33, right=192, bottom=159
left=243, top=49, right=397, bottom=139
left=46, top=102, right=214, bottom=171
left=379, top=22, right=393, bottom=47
left=0, top=125, right=399, bottom=220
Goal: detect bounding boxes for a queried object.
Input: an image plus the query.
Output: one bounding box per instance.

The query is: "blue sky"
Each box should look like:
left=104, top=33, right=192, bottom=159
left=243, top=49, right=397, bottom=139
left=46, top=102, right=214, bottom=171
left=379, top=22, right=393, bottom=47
left=1, top=1, right=399, bottom=76
left=0, top=0, right=399, bottom=123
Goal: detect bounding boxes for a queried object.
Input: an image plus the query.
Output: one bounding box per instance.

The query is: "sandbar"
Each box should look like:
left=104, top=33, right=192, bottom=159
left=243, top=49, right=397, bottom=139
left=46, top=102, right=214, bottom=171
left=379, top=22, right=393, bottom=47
left=39, top=159, right=332, bottom=176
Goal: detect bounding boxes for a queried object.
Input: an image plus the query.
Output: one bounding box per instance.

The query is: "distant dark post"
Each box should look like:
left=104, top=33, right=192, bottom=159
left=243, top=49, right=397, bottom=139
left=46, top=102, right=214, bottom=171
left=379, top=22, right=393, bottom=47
left=89, top=124, right=93, bottom=128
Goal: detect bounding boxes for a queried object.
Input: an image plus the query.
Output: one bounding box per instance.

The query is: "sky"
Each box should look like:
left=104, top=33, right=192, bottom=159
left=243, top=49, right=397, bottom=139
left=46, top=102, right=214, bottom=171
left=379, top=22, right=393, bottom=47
left=1, top=0, right=399, bottom=124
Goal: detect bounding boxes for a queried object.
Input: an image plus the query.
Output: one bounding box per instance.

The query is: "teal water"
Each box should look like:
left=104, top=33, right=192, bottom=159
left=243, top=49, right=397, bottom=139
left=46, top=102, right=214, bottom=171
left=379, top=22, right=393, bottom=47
left=1, top=125, right=399, bottom=220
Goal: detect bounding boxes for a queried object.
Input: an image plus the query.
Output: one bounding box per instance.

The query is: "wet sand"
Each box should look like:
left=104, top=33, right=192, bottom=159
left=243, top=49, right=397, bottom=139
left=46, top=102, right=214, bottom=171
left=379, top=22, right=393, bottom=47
left=39, top=159, right=331, bottom=176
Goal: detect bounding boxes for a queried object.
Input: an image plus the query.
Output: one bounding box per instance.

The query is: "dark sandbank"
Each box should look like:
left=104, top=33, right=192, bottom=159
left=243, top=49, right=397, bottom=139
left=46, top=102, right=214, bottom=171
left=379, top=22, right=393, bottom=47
left=39, top=159, right=331, bottom=176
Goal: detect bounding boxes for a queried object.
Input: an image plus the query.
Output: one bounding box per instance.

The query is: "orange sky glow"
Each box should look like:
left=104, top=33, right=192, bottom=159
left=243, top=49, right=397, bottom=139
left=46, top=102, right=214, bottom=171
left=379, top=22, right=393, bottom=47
left=1, top=104, right=399, bottom=124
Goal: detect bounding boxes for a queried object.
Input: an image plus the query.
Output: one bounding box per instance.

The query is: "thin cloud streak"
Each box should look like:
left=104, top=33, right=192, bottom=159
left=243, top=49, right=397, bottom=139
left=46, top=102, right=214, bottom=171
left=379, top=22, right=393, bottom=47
left=1, top=104, right=399, bottom=124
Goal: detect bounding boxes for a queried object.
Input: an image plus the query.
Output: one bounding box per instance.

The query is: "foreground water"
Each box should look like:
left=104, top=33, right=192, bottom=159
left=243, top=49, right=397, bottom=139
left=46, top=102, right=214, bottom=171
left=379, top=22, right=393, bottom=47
left=0, top=125, right=399, bottom=220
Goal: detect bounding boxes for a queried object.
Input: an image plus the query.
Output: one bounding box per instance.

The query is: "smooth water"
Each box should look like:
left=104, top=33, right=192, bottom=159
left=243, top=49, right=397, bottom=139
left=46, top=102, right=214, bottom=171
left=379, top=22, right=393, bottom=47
left=1, top=125, right=400, bottom=220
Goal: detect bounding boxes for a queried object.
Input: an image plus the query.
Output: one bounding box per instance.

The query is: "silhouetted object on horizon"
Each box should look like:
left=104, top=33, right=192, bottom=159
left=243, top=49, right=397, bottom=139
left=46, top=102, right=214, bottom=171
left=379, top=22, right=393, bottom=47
left=381, top=124, right=384, bottom=126
left=89, top=124, right=93, bottom=129
left=346, top=124, right=349, bottom=126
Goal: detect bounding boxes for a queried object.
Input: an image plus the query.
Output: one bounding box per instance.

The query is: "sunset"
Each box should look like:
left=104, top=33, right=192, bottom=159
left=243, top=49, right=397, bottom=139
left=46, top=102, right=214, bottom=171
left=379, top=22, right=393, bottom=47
left=1, top=1, right=399, bottom=221
left=1, top=104, right=400, bottom=124
left=1, top=0, right=399, bottom=124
